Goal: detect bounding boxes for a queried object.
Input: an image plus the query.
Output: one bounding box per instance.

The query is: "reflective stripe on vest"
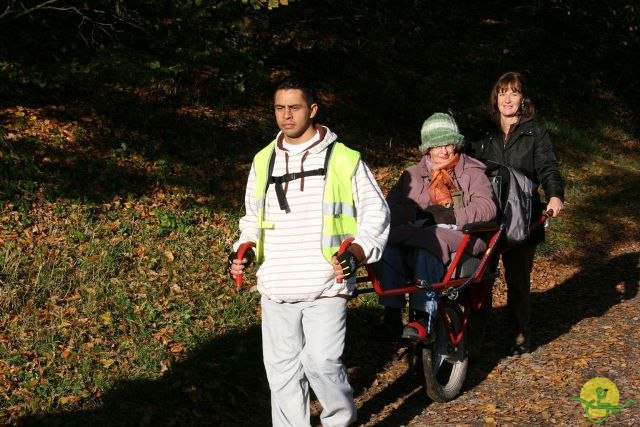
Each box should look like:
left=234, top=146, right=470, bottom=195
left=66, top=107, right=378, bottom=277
left=253, top=141, right=277, bottom=263
left=252, top=141, right=360, bottom=263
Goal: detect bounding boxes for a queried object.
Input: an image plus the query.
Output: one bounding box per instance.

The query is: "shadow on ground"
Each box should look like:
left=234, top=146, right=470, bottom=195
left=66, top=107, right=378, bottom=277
left=20, top=305, right=403, bottom=427
left=465, top=251, right=639, bottom=393
left=22, top=325, right=270, bottom=426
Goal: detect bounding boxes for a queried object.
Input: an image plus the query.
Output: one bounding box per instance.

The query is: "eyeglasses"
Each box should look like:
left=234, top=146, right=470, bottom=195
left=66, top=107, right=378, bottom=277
left=431, top=144, right=455, bottom=151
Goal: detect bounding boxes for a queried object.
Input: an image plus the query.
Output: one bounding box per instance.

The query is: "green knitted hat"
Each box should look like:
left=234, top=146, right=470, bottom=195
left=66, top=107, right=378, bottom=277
left=419, top=112, right=464, bottom=154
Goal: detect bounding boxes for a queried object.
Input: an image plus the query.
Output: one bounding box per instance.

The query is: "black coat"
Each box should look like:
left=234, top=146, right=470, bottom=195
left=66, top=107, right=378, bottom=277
left=467, top=117, right=565, bottom=243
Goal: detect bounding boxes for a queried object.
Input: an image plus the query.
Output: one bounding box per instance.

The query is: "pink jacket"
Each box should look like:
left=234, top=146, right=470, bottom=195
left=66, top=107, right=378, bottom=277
left=387, top=153, right=497, bottom=264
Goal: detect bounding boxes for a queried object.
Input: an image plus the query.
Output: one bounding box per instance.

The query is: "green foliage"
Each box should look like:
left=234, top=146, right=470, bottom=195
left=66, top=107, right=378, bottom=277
left=154, top=209, right=192, bottom=234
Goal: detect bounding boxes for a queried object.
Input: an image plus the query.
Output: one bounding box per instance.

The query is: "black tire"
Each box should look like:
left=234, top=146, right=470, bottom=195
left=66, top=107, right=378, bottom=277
left=421, top=301, right=468, bottom=402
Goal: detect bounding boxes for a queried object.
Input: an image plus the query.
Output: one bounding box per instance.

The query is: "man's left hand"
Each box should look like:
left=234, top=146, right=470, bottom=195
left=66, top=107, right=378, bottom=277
left=332, top=242, right=365, bottom=281
left=333, top=249, right=359, bottom=280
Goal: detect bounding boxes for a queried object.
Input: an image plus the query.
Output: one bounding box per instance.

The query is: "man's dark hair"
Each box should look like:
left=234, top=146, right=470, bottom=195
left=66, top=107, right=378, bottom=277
left=274, top=77, right=317, bottom=107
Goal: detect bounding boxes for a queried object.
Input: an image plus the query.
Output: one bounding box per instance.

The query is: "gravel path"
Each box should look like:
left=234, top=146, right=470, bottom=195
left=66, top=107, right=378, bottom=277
left=342, top=245, right=640, bottom=426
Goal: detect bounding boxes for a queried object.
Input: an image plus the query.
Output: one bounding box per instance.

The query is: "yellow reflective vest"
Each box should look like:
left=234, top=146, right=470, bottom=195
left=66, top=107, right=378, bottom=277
left=252, top=141, right=360, bottom=263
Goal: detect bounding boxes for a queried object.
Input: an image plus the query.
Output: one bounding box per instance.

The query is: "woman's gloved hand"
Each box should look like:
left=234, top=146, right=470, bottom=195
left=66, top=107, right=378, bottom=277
left=421, top=205, right=456, bottom=225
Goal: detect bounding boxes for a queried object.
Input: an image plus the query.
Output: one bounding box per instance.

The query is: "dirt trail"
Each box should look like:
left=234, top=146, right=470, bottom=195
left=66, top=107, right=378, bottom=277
left=329, top=243, right=640, bottom=426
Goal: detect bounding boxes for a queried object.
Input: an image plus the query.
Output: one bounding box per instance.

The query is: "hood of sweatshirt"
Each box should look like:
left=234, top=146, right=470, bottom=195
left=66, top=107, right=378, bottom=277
left=274, top=124, right=338, bottom=156
left=272, top=124, right=338, bottom=198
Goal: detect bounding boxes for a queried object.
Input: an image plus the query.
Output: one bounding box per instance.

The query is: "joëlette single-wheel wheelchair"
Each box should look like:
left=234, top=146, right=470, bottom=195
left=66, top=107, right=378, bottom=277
left=233, top=211, right=550, bottom=403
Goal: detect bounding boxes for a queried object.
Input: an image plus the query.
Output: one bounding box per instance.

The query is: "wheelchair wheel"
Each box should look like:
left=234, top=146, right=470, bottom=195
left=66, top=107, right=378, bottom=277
left=421, top=301, right=468, bottom=402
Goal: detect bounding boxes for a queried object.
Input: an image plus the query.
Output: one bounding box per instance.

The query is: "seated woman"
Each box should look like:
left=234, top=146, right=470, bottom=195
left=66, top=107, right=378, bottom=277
left=378, top=112, right=497, bottom=339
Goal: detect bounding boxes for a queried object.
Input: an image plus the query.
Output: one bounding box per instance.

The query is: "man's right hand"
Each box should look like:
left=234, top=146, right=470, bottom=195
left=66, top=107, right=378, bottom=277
left=228, top=249, right=255, bottom=280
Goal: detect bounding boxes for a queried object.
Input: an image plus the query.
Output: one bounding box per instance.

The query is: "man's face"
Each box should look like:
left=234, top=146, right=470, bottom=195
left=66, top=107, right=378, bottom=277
left=274, top=89, right=318, bottom=143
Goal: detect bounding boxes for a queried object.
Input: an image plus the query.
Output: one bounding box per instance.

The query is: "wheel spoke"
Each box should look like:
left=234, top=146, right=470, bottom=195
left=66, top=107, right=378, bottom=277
left=432, top=350, right=446, bottom=372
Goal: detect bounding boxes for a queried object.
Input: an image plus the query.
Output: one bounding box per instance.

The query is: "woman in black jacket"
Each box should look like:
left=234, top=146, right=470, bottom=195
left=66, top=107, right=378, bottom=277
left=470, top=71, right=564, bottom=356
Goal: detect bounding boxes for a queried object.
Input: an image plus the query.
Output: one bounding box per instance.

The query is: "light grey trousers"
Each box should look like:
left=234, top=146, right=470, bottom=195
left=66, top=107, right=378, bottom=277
left=261, top=296, right=356, bottom=427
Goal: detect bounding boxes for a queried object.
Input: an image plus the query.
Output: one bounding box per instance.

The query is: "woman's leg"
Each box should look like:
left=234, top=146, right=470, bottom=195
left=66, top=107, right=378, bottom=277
left=502, top=241, right=536, bottom=353
left=376, top=244, right=410, bottom=309
left=375, top=244, right=410, bottom=334
left=409, top=248, right=445, bottom=314
left=402, top=248, right=444, bottom=338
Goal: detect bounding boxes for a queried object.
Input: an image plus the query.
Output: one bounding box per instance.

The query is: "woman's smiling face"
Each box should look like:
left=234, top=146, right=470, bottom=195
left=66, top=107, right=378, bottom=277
left=497, top=85, right=523, bottom=119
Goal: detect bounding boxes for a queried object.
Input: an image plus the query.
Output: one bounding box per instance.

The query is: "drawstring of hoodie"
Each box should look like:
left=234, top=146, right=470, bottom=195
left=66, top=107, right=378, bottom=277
left=270, top=136, right=326, bottom=213
left=282, top=145, right=313, bottom=196
left=299, top=151, right=309, bottom=192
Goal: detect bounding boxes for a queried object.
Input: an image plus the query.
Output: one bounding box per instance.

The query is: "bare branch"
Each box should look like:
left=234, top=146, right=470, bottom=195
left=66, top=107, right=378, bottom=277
left=1, top=0, right=145, bottom=45
left=15, top=0, right=62, bottom=18
left=1, top=3, right=14, bottom=19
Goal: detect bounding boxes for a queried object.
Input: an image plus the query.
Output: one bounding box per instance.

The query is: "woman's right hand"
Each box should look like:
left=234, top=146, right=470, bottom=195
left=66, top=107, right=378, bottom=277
left=420, top=204, right=456, bottom=224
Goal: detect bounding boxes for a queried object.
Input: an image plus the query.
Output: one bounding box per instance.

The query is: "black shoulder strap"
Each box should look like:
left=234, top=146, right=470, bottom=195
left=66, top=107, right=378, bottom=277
left=268, top=141, right=336, bottom=213
left=267, top=146, right=276, bottom=181
left=323, top=141, right=336, bottom=176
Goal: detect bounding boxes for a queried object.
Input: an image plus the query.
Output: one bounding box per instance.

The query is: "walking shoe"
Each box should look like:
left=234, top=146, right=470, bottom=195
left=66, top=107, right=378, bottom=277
left=401, top=319, right=431, bottom=342
left=510, top=333, right=530, bottom=356
left=510, top=343, right=530, bottom=356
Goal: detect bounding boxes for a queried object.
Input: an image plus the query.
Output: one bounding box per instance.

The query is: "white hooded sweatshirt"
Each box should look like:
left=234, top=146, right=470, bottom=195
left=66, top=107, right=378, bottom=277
left=235, top=126, right=390, bottom=302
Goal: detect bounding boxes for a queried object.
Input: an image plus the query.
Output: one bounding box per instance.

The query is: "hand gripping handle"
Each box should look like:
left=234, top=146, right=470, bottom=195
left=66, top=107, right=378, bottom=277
left=235, top=242, right=256, bottom=290
left=336, top=237, right=355, bottom=284
left=530, top=209, right=554, bottom=231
